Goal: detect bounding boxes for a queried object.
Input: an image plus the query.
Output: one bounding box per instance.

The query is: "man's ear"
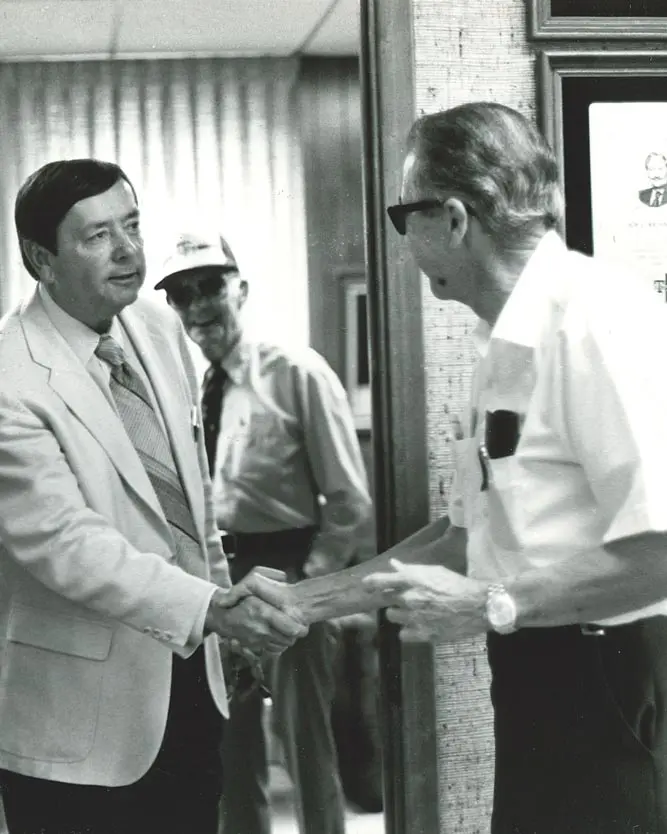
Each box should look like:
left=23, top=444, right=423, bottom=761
left=238, top=279, right=249, bottom=307
left=22, top=239, right=55, bottom=282
left=443, top=198, right=470, bottom=247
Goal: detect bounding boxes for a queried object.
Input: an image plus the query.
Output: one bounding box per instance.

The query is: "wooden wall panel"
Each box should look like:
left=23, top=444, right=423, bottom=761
left=298, top=57, right=364, bottom=378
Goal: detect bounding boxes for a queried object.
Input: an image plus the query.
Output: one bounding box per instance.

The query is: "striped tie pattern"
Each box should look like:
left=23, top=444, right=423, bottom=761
left=95, top=335, right=200, bottom=564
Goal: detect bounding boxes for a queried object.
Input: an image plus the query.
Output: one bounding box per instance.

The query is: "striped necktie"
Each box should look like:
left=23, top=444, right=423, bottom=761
left=201, top=364, right=228, bottom=476
left=95, top=334, right=201, bottom=564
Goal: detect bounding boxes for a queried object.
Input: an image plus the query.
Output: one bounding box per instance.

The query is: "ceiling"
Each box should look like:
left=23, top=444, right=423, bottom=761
left=0, top=0, right=360, bottom=59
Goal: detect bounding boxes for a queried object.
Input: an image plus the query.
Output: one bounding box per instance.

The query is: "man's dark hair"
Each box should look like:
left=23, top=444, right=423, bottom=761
left=407, top=102, right=564, bottom=244
left=14, top=159, right=136, bottom=279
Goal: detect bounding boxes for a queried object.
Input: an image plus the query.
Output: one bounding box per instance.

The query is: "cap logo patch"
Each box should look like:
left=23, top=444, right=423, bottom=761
left=175, top=235, right=214, bottom=256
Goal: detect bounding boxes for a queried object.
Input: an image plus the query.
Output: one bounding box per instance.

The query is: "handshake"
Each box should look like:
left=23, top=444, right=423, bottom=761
left=204, top=567, right=308, bottom=656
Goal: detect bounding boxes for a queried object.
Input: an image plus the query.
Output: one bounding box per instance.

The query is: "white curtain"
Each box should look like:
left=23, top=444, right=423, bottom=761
left=0, top=58, right=309, bottom=357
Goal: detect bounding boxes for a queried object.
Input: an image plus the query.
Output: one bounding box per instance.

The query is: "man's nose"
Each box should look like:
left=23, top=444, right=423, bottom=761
left=112, top=229, right=141, bottom=258
left=187, top=292, right=214, bottom=311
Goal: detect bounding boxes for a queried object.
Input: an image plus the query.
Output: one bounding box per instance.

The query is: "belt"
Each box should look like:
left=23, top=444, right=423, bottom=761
left=221, top=526, right=317, bottom=557
left=580, top=623, right=606, bottom=637
left=221, top=526, right=318, bottom=585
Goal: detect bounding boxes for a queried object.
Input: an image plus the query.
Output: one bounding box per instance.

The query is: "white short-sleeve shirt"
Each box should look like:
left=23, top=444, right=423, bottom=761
left=452, top=231, right=667, bottom=624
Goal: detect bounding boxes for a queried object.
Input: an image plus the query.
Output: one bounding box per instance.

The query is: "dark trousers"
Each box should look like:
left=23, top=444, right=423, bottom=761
left=0, top=646, right=224, bottom=834
left=219, top=528, right=345, bottom=834
left=489, top=618, right=667, bottom=834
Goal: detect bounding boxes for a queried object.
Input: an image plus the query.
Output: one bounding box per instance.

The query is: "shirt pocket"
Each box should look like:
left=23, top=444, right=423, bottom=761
left=245, top=411, right=286, bottom=453
left=486, top=454, right=525, bottom=553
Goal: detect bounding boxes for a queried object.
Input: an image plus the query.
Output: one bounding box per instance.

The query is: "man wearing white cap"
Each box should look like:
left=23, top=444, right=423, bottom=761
left=155, top=231, right=374, bottom=834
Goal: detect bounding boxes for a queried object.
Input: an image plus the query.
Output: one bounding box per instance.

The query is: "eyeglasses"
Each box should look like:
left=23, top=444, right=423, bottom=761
left=165, top=270, right=239, bottom=309
left=386, top=198, right=476, bottom=235
left=386, top=199, right=445, bottom=235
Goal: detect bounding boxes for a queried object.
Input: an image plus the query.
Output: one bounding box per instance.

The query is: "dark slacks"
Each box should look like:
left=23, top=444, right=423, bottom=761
left=219, top=528, right=345, bottom=834
left=488, top=618, right=667, bottom=834
left=1, top=645, right=224, bottom=834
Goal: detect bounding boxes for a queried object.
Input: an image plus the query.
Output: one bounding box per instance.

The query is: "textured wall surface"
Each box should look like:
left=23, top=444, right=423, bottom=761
left=411, top=1, right=536, bottom=831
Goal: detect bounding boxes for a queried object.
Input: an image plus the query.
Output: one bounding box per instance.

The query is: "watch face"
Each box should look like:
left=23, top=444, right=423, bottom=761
left=488, top=591, right=517, bottom=630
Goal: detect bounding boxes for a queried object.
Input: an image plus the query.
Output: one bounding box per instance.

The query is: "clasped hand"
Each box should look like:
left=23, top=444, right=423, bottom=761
left=205, top=567, right=307, bottom=654
left=363, top=558, right=487, bottom=643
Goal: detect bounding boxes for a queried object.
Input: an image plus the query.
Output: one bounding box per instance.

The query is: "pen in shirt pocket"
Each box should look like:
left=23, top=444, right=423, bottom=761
left=191, top=405, right=199, bottom=441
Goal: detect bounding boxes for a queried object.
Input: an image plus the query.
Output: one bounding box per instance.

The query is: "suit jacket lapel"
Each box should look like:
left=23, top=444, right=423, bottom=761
left=120, top=305, right=205, bottom=538
left=20, top=292, right=170, bottom=533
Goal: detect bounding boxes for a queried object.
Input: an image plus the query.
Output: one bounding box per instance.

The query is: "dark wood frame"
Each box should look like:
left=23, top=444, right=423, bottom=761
left=529, top=0, right=667, bottom=40
left=360, top=1, right=440, bottom=833
left=539, top=47, right=667, bottom=253
left=337, top=265, right=371, bottom=432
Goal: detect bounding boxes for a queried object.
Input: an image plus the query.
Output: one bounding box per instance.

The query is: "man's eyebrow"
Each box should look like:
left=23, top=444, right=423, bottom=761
left=82, top=209, right=140, bottom=233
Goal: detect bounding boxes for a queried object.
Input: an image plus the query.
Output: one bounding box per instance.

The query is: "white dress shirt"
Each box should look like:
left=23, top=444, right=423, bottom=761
left=450, top=231, right=667, bottom=625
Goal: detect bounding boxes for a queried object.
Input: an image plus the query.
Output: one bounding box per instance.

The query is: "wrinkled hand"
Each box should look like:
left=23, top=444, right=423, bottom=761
left=363, top=558, right=487, bottom=643
left=206, top=571, right=308, bottom=654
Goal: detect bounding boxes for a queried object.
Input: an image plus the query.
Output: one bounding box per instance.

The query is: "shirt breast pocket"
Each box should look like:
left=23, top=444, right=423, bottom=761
left=245, top=412, right=285, bottom=452
left=486, top=454, right=525, bottom=553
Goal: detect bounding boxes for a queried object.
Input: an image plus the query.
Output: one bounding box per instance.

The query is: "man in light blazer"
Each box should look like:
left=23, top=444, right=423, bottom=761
left=0, top=159, right=307, bottom=834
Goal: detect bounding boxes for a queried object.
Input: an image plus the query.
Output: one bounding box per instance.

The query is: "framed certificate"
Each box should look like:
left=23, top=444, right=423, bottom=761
left=529, top=0, right=667, bottom=40
left=540, top=48, right=667, bottom=298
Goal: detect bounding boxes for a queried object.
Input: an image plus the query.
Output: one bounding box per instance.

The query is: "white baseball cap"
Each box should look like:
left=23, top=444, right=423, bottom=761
left=155, top=231, right=238, bottom=290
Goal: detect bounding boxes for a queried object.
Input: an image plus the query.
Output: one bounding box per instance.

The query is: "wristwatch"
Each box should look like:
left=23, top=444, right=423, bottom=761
left=485, top=583, right=518, bottom=634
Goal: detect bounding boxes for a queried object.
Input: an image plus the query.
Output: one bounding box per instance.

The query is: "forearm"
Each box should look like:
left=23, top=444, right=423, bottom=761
left=382, top=516, right=465, bottom=571
left=293, top=519, right=467, bottom=623
left=510, top=532, right=667, bottom=628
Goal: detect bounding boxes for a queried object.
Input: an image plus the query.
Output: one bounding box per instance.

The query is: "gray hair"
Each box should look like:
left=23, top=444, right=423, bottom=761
left=407, top=102, right=564, bottom=244
left=645, top=151, right=667, bottom=168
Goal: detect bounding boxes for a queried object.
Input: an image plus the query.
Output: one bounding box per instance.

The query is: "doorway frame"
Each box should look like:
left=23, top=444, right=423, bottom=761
left=360, top=2, right=441, bottom=832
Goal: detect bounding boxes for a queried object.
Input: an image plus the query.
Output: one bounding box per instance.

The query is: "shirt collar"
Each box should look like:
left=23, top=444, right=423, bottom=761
left=489, top=230, right=567, bottom=349
left=209, top=335, right=251, bottom=386
left=38, top=281, right=123, bottom=365
left=470, top=318, right=492, bottom=358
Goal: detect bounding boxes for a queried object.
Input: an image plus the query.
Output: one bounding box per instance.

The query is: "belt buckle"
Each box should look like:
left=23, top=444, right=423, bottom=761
left=580, top=623, right=606, bottom=637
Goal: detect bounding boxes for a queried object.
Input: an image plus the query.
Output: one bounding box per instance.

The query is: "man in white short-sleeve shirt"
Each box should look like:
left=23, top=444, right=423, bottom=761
left=287, top=102, right=667, bottom=834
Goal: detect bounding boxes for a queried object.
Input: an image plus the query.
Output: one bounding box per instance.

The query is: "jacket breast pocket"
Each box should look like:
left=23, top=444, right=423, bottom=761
left=0, top=606, right=113, bottom=763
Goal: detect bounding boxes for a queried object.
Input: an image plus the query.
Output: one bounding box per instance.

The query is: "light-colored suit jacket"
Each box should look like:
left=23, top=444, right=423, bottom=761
left=0, top=288, right=230, bottom=786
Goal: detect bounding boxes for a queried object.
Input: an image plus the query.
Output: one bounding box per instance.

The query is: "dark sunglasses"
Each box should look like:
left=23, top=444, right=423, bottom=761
left=387, top=199, right=444, bottom=235
left=165, top=270, right=239, bottom=309
left=387, top=198, right=475, bottom=235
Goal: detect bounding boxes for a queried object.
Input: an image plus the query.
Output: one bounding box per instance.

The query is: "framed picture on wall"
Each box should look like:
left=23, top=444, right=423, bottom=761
left=539, top=47, right=667, bottom=300
left=529, top=0, right=667, bottom=39
left=338, top=267, right=371, bottom=432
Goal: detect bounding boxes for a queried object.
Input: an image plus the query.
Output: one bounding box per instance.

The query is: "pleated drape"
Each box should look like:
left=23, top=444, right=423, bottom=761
left=0, top=58, right=309, bottom=348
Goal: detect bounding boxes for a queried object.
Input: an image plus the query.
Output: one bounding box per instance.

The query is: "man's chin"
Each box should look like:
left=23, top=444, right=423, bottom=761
left=188, top=324, right=226, bottom=361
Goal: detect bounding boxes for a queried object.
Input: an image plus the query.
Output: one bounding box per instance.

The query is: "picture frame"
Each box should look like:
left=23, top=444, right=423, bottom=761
left=539, top=47, right=667, bottom=298
left=529, top=0, right=667, bottom=40
left=338, top=266, right=371, bottom=432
